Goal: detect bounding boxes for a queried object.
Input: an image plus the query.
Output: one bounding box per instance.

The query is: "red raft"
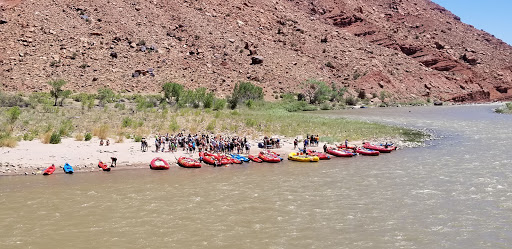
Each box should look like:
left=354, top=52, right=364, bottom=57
left=248, top=155, right=263, bottom=163
left=199, top=152, right=219, bottom=166
left=205, top=152, right=232, bottom=166
left=326, top=148, right=356, bottom=157
left=98, top=161, right=111, bottom=171
left=363, top=143, right=396, bottom=153
left=337, top=144, right=357, bottom=150
left=150, top=157, right=170, bottom=170
left=356, top=148, right=380, bottom=156
left=178, top=157, right=201, bottom=168
left=43, top=164, right=56, bottom=175
left=258, top=151, right=282, bottom=163
left=306, top=150, right=331, bottom=160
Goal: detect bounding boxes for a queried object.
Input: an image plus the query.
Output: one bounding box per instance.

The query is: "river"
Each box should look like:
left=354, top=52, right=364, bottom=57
left=1, top=104, right=511, bottom=248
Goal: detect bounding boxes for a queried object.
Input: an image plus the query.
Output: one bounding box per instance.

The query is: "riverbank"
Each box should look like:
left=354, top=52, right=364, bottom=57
left=0, top=135, right=422, bottom=176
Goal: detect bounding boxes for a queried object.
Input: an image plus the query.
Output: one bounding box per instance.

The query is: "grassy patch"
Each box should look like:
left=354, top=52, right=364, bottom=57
left=496, top=102, right=512, bottom=114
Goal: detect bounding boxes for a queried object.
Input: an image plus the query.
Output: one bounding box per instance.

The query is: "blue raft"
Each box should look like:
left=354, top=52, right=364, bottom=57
left=230, top=154, right=250, bottom=162
left=63, top=163, right=74, bottom=174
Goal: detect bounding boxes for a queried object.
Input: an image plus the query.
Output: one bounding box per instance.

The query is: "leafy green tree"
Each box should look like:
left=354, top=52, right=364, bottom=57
left=47, top=79, right=67, bottom=106
left=162, top=82, right=184, bottom=103
left=301, top=79, right=332, bottom=104
left=229, top=81, right=264, bottom=109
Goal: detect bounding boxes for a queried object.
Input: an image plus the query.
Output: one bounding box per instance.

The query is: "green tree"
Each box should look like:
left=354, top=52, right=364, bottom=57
left=47, top=79, right=67, bottom=106
left=229, top=81, right=264, bottom=109
left=162, top=82, right=184, bottom=103
left=301, top=79, right=332, bottom=104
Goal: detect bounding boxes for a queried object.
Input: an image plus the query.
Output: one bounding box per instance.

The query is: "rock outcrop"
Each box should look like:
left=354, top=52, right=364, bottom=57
left=0, top=0, right=511, bottom=102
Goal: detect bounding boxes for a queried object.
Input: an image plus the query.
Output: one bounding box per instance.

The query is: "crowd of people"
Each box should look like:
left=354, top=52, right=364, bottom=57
left=144, top=133, right=252, bottom=154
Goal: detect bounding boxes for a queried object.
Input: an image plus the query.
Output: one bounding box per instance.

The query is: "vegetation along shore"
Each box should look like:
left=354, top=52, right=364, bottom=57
left=0, top=80, right=428, bottom=175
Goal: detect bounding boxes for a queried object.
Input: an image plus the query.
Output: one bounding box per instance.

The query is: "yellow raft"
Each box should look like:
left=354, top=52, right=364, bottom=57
left=288, top=152, right=319, bottom=162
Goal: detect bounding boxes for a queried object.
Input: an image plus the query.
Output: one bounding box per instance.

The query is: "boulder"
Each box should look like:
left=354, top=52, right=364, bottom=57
left=251, top=56, right=264, bottom=65
left=433, top=100, right=443, bottom=106
left=0, top=19, right=7, bottom=24
left=110, top=51, right=118, bottom=58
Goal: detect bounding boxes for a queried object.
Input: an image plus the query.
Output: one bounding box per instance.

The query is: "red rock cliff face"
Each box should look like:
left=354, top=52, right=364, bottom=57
left=0, top=0, right=511, bottom=102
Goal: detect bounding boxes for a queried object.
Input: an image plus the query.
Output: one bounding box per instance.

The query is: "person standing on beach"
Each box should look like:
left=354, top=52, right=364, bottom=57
left=110, top=156, right=117, bottom=167
left=345, top=139, right=348, bottom=149
left=323, top=143, right=327, bottom=153
left=155, top=137, right=160, bottom=153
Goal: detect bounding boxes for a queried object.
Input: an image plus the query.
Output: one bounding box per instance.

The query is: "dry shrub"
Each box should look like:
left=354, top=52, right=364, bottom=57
left=116, top=135, right=124, bottom=143
left=135, top=127, right=150, bottom=138
left=40, top=131, right=52, bottom=144
left=0, top=137, right=18, bottom=148
left=75, top=133, right=84, bottom=141
left=115, top=128, right=125, bottom=143
left=93, top=124, right=110, bottom=139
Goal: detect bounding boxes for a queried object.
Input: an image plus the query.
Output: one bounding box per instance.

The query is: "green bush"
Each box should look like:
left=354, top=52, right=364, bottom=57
left=162, top=82, right=184, bottom=103
left=320, top=102, right=332, bottom=110
left=84, top=132, right=92, bottom=141
left=49, top=132, right=61, bottom=144
left=345, top=96, right=358, bottom=106
left=58, top=120, right=74, bottom=137
left=169, top=119, right=180, bottom=132
left=213, top=99, right=226, bottom=111
left=23, top=132, right=35, bottom=141
left=228, top=81, right=263, bottom=109
left=97, top=88, right=117, bottom=106
left=134, top=135, right=142, bottom=142
left=203, top=92, right=215, bottom=108
left=206, top=119, right=216, bottom=132
left=122, top=117, right=133, bottom=128
left=284, top=101, right=317, bottom=112
left=6, top=106, right=21, bottom=123
left=0, top=92, right=30, bottom=107
left=114, top=102, right=125, bottom=110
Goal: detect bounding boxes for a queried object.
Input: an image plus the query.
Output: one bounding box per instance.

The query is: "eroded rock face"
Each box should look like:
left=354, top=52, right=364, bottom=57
left=0, top=0, right=511, bottom=102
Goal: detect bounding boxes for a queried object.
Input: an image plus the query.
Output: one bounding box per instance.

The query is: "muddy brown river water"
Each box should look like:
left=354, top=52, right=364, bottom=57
left=1, top=104, right=512, bottom=248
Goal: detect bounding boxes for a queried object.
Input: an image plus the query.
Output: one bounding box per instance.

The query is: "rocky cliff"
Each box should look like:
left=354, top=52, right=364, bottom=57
left=1, top=0, right=511, bottom=102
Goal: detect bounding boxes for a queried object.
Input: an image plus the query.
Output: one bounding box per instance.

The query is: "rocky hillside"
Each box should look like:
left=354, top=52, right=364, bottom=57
left=1, top=0, right=511, bottom=102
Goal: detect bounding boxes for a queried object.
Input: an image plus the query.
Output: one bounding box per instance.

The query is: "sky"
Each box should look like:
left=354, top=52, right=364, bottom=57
left=431, top=0, right=512, bottom=45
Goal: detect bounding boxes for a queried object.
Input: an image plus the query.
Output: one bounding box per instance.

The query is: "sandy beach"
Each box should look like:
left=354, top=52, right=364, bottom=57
left=0, top=136, right=349, bottom=176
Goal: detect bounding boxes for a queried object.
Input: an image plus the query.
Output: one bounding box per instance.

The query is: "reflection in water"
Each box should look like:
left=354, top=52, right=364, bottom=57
left=1, top=105, right=512, bottom=248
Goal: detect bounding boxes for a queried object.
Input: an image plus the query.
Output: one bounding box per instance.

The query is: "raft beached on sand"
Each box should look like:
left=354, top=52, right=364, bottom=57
left=288, top=152, right=320, bottom=162
left=43, top=164, right=56, bottom=175
left=326, top=148, right=356, bottom=157
left=63, top=163, right=74, bottom=174
left=177, top=157, right=201, bottom=168
left=149, top=157, right=170, bottom=170
left=98, top=161, right=111, bottom=171
left=363, top=143, right=396, bottom=153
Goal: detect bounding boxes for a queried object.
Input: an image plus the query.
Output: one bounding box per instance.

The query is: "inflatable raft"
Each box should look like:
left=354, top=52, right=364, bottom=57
left=288, top=152, right=319, bottom=162
left=178, top=157, right=201, bottom=168
left=149, top=157, right=170, bottom=170
left=43, top=164, right=56, bottom=175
